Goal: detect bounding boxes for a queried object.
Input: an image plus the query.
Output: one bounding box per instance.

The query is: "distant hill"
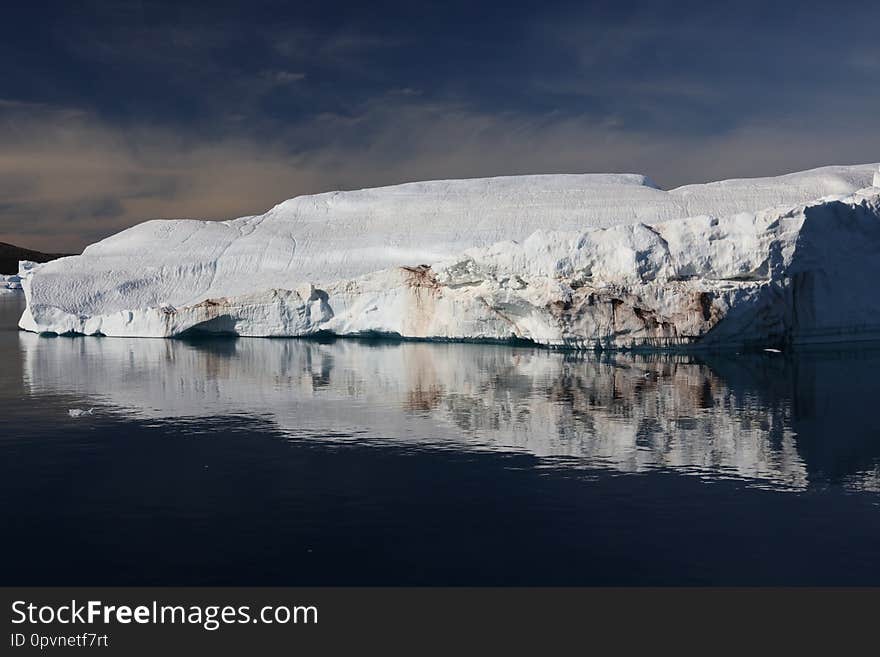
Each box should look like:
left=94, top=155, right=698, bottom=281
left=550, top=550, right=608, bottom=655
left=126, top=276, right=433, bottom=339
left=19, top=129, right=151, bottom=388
left=0, top=242, right=73, bottom=274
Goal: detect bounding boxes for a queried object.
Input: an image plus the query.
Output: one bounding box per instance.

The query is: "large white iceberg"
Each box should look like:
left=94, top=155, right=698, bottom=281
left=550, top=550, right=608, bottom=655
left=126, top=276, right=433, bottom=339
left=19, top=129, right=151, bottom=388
left=19, top=163, right=880, bottom=349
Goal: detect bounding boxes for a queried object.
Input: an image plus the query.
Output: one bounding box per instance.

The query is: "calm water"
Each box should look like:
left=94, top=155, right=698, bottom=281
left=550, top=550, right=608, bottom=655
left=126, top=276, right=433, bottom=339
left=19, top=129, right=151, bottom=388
left=2, top=292, right=880, bottom=585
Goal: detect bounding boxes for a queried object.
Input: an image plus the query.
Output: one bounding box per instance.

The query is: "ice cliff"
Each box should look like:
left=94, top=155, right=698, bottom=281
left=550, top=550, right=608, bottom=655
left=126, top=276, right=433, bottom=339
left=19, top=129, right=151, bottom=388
left=18, top=163, right=880, bottom=349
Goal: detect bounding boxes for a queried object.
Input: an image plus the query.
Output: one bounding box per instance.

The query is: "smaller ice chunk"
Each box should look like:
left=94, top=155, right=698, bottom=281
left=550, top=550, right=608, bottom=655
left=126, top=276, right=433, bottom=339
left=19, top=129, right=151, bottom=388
left=0, top=274, right=23, bottom=291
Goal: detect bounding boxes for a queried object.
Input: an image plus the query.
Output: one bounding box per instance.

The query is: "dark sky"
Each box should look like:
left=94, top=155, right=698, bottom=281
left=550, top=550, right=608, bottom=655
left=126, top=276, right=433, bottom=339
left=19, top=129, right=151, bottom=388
left=1, top=0, right=879, bottom=251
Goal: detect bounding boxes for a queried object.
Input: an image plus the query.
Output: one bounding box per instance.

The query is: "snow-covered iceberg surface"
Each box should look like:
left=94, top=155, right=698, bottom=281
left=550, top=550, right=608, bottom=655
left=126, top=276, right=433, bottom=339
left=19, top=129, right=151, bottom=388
left=19, top=163, right=880, bottom=349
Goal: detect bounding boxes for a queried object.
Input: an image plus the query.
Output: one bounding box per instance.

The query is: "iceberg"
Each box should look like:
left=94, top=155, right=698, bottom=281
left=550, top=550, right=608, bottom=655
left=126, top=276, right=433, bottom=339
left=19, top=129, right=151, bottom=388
left=1, top=275, right=21, bottom=291
left=2, top=261, right=43, bottom=292
left=18, top=163, right=880, bottom=349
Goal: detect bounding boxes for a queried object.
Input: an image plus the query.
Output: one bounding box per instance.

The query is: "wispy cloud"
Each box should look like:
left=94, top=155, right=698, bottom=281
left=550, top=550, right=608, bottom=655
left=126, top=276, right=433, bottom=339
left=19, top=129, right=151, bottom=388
left=262, top=70, right=307, bottom=84
left=1, top=93, right=878, bottom=252
left=2, top=1, right=880, bottom=251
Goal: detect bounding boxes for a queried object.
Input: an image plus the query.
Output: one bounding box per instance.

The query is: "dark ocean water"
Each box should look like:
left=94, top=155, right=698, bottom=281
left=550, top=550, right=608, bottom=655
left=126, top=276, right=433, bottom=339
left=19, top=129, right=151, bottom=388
left=2, top=291, right=880, bottom=585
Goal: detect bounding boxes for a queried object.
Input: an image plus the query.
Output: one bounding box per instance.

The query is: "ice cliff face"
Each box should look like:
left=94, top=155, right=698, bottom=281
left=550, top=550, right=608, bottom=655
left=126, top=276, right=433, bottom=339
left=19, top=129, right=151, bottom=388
left=19, top=163, right=880, bottom=349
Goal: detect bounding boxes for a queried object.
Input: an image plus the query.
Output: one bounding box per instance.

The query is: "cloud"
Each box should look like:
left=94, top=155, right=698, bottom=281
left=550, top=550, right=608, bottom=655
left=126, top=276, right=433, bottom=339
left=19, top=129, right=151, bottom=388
left=0, top=92, right=879, bottom=253
left=263, top=70, right=307, bottom=84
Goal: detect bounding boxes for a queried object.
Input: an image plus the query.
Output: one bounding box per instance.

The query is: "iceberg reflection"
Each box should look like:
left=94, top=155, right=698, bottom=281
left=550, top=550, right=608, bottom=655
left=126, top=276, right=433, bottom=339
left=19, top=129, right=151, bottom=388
left=18, top=332, right=880, bottom=491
